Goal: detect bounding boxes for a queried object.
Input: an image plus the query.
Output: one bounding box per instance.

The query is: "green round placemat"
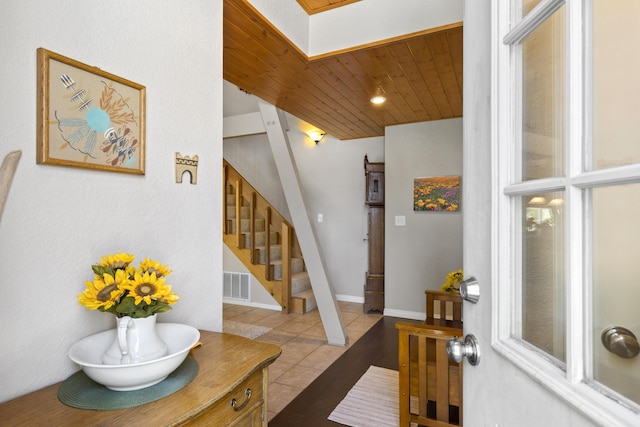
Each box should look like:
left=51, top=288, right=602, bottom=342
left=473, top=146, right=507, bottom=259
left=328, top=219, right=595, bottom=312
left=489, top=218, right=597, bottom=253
left=58, top=356, right=199, bottom=410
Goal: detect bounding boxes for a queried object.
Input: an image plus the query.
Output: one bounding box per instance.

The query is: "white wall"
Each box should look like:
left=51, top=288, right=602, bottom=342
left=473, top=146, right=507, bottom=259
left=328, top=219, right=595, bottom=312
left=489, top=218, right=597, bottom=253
left=308, top=0, right=464, bottom=56
left=0, top=0, right=223, bottom=403
left=384, top=119, right=463, bottom=318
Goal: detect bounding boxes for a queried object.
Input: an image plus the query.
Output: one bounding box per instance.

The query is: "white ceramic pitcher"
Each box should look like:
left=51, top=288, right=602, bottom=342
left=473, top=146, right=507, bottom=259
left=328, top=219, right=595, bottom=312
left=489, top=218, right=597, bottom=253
left=102, top=314, right=168, bottom=365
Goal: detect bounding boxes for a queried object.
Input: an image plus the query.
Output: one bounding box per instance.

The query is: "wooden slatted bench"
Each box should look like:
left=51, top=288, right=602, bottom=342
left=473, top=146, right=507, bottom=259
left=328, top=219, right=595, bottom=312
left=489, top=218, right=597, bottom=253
left=396, top=320, right=463, bottom=426
left=425, top=290, right=463, bottom=322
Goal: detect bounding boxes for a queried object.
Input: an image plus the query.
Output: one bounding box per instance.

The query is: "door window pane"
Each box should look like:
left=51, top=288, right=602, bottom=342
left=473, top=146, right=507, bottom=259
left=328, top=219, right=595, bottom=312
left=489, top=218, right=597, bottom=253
left=522, top=192, right=565, bottom=362
left=520, top=0, right=543, bottom=17
left=592, top=1, right=640, bottom=170
left=592, top=184, right=640, bottom=405
left=522, top=6, right=565, bottom=180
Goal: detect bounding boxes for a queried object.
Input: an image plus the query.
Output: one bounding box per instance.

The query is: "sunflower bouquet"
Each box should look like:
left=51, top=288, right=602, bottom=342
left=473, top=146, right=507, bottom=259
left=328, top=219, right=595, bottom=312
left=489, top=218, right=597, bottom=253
left=78, top=253, right=179, bottom=318
left=439, top=269, right=463, bottom=293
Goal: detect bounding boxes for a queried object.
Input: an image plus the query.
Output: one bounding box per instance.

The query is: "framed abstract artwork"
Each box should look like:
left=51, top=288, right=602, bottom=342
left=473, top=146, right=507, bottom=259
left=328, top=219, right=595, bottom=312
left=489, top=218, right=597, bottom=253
left=36, top=48, right=145, bottom=174
left=413, top=175, right=461, bottom=212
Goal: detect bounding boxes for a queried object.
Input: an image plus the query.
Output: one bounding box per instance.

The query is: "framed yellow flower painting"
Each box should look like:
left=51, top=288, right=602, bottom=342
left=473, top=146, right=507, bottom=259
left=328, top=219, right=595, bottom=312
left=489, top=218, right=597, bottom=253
left=36, top=48, right=145, bottom=174
left=413, top=175, right=461, bottom=212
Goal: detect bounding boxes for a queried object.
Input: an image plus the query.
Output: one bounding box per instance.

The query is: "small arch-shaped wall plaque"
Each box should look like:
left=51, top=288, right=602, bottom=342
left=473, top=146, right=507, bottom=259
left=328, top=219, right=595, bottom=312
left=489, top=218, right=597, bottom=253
left=175, top=153, right=198, bottom=184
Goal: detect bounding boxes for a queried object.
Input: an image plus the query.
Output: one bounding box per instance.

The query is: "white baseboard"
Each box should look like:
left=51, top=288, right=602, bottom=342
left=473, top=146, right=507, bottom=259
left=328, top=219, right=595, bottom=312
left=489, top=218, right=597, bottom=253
left=223, top=298, right=281, bottom=311
left=335, top=294, right=365, bottom=303
left=224, top=295, right=426, bottom=322
left=383, top=308, right=426, bottom=321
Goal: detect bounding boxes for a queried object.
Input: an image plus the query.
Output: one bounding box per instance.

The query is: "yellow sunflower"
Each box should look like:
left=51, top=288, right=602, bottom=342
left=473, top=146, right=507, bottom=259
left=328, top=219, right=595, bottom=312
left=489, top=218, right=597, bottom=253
left=446, top=269, right=463, bottom=282
left=78, top=269, right=128, bottom=310
left=439, top=269, right=463, bottom=293
left=98, top=252, right=135, bottom=270
left=139, top=258, right=172, bottom=278
left=161, top=290, right=180, bottom=305
left=123, top=272, right=178, bottom=306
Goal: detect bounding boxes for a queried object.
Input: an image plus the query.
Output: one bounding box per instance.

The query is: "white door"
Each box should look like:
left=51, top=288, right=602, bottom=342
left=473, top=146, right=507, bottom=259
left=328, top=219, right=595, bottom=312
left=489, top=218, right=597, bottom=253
left=463, top=1, right=640, bottom=426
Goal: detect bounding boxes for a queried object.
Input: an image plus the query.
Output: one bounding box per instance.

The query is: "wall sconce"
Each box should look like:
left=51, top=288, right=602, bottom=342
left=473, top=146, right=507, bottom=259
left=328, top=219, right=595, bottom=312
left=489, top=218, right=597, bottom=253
left=306, top=130, right=326, bottom=144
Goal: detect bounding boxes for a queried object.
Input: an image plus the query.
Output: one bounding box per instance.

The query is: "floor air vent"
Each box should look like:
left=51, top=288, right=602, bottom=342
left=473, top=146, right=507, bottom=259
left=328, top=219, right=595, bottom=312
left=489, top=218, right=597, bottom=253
left=223, top=271, right=250, bottom=301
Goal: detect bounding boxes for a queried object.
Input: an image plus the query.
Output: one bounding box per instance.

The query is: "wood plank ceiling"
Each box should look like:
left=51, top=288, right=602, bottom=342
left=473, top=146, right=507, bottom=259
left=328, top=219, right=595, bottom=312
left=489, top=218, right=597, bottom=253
left=223, top=0, right=463, bottom=140
left=296, top=0, right=361, bottom=15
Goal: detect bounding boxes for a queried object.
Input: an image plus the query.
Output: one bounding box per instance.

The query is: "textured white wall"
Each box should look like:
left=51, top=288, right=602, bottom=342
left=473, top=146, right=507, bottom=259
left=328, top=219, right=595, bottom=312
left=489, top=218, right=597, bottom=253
left=0, top=0, right=223, bottom=403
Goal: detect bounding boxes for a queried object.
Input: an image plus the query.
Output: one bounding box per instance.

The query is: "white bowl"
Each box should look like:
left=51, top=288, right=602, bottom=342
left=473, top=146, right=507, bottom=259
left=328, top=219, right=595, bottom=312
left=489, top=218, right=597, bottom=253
left=68, top=323, right=200, bottom=391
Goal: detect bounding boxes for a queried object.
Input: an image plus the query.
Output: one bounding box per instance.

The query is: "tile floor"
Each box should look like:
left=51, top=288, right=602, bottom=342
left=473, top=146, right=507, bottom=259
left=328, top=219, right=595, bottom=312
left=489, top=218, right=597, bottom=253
left=223, top=301, right=383, bottom=422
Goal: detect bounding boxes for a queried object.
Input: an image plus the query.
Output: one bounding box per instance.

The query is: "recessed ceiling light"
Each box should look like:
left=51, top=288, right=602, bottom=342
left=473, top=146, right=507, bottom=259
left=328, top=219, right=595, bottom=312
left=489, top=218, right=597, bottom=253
left=529, top=196, right=547, bottom=205
left=370, top=95, right=386, bottom=105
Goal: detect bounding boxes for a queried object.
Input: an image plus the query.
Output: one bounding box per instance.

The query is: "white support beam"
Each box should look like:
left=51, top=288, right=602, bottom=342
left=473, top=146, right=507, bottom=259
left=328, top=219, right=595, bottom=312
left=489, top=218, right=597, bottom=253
left=223, top=112, right=266, bottom=139
left=258, top=101, right=348, bottom=346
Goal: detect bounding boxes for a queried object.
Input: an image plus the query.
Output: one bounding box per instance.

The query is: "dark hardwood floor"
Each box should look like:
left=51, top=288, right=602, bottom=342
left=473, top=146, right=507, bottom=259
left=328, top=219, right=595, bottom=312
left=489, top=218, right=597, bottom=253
left=269, top=316, right=406, bottom=427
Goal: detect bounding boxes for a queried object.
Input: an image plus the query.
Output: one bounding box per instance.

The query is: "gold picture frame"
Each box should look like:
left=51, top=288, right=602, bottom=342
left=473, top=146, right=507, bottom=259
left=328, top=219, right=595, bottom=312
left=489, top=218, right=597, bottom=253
left=36, top=48, right=145, bottom=174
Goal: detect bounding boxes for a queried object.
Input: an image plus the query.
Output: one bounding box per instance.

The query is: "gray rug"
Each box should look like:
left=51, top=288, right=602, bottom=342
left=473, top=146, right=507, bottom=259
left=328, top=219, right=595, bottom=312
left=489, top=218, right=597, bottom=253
left=328, top=365, right=399, bottom=427
left=223, top=320, right=272, bottom=339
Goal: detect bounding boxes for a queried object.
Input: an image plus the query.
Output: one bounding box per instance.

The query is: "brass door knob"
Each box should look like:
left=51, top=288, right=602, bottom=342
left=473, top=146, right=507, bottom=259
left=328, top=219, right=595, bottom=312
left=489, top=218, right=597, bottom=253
left=601, top=327, right=640, bottom=358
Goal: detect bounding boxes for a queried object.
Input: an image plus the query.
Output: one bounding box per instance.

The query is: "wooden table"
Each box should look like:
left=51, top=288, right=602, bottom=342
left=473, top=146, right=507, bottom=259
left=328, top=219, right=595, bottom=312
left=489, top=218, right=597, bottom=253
left=0, top=331, right=281, bottom=426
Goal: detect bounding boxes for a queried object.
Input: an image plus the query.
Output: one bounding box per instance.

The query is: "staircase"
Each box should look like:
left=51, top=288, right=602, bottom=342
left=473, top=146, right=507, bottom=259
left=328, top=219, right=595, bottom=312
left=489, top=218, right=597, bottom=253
left=223, top=161, right=316, bottom=314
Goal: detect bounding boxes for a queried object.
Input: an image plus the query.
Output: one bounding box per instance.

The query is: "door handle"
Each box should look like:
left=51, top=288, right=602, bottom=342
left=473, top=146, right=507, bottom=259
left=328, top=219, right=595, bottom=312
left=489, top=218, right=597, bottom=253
left=446, top=334, right=481, bottom=366
left=601, top=327, right=640, bottom=358
left=459, top=276, right=480, bottom=303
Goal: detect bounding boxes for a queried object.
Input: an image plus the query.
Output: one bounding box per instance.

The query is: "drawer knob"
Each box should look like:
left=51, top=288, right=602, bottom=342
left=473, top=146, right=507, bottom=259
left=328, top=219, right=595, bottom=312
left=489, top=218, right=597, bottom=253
left=231, top=388, right=252, bottom=412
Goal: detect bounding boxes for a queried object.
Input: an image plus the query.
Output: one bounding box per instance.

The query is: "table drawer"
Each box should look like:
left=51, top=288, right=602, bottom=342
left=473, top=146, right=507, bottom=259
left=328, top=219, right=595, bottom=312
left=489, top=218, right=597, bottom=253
left=189, top=369, right=264, bottom=426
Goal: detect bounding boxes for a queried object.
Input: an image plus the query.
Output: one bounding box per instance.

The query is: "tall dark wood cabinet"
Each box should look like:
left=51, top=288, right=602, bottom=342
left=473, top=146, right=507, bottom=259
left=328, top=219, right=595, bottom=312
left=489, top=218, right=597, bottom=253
left=364, top=155, right=384, bottom=313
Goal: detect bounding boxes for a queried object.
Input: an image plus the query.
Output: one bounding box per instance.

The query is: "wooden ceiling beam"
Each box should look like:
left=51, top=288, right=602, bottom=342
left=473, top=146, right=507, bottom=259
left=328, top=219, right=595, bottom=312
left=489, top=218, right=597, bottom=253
left=296, top=0, right=361, bottom=15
